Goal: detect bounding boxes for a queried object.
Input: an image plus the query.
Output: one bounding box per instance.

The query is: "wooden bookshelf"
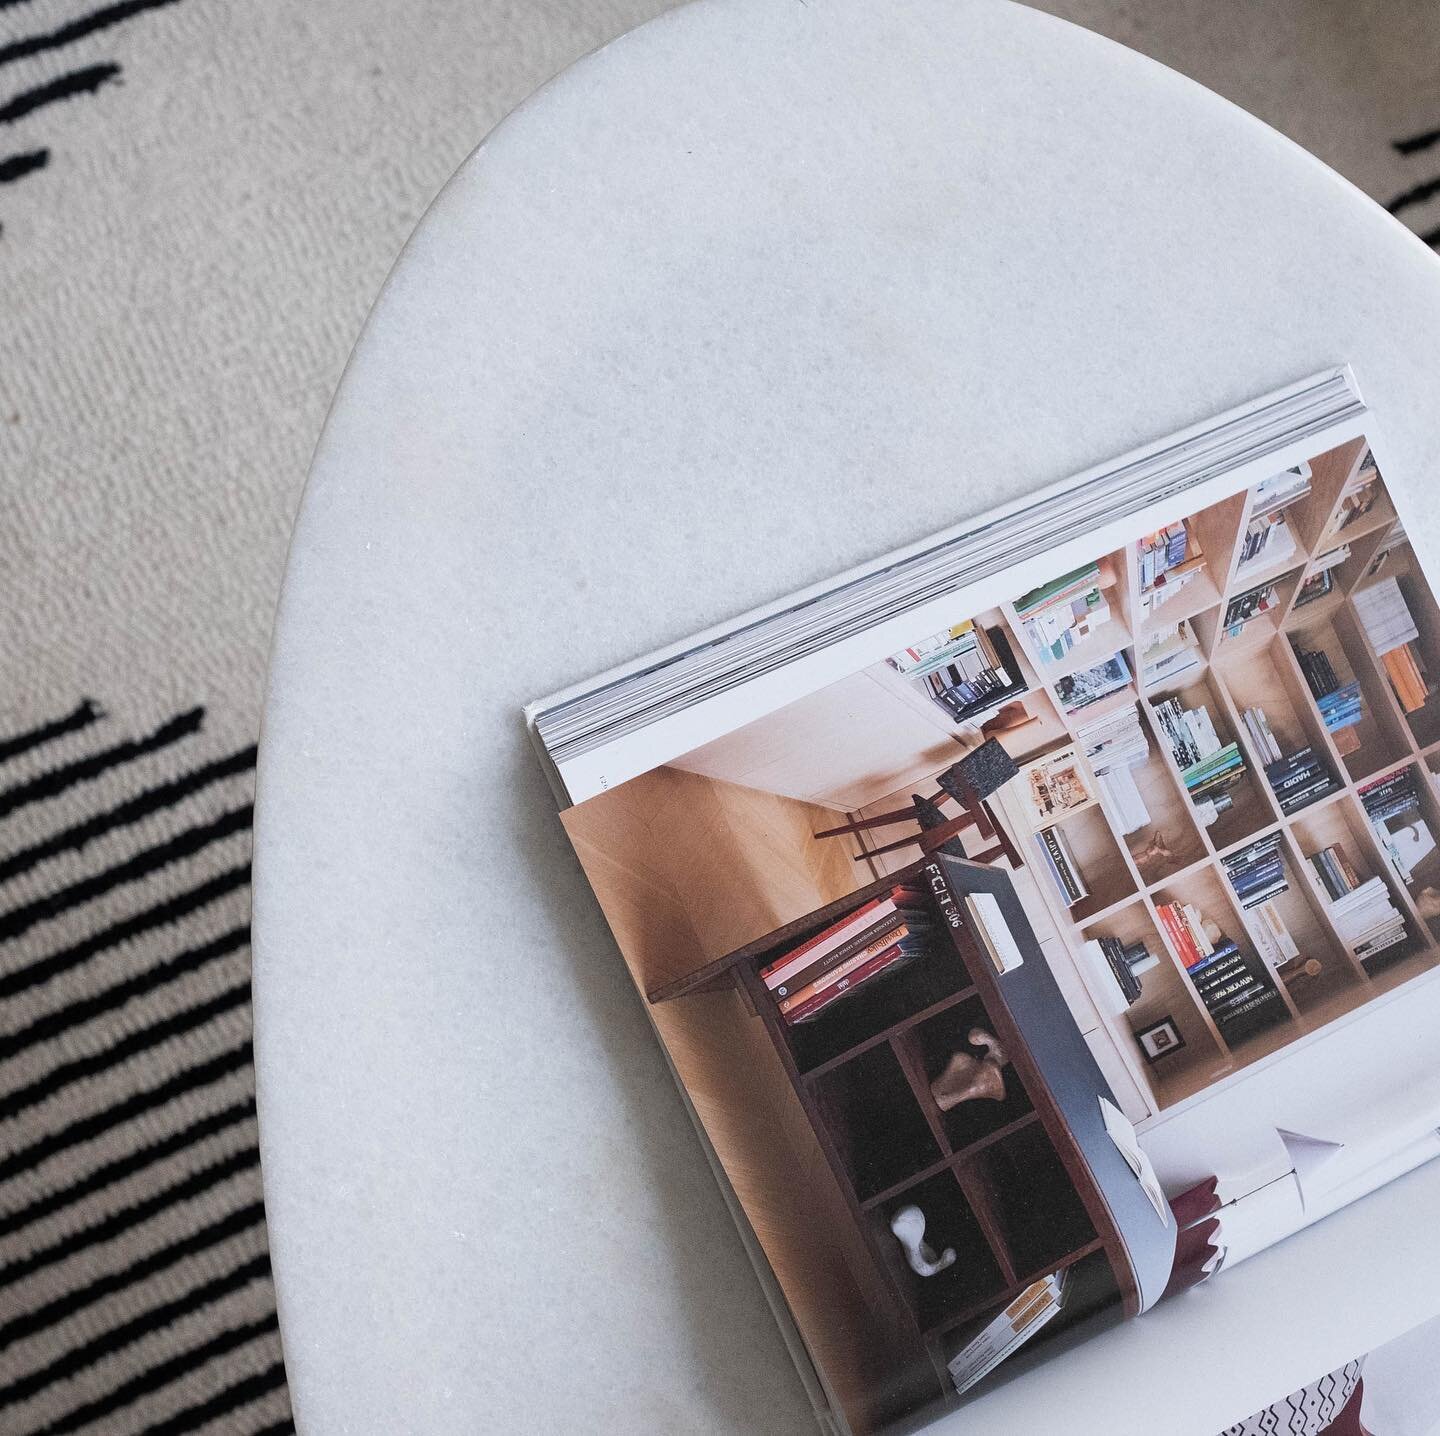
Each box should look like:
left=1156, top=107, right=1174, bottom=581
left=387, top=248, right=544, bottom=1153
left=987, top=438, right=1440, bottom=1115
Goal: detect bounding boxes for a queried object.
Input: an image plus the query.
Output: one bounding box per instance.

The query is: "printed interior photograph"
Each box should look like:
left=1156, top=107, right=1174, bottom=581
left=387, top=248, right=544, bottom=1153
left=559, top=432, right=1440, bottom=1435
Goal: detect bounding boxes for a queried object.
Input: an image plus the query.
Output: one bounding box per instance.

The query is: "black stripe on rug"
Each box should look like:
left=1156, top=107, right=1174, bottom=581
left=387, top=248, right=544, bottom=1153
left=0, top=700, right=290, bottom=1434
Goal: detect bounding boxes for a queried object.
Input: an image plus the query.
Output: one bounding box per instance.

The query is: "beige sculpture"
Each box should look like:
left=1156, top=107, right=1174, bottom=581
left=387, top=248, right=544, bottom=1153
left=930, top=1028, right=1008, bottom=1111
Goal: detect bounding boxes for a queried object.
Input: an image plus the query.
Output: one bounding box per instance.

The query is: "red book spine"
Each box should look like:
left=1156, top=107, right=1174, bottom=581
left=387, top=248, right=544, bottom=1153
left=1156, top=904, right=1201, bottom=967
left=759, top=896, right=888, bottom=985
left=783, top=944, right=906, bottom=1024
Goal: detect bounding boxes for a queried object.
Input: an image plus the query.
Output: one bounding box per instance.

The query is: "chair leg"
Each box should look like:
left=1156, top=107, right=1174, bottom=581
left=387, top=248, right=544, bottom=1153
left=813, top=807, right=918, bottom=838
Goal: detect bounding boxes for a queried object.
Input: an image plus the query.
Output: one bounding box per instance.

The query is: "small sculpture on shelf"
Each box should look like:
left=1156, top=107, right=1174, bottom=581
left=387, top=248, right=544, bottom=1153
left=1131, top=828, right=1175, bottom=879
left=929, top=1028, right=1008, bottom=1111
left=889, top=1204, right=956, bottom=1278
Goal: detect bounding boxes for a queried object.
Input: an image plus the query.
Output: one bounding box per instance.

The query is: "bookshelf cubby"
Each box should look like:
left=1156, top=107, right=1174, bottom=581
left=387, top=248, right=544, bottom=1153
left=989, top=439, right=1440, bottom=1115
left=1035, top=804, right=1137, bottom=921
left=1147, top=673, right=1275, bottom=852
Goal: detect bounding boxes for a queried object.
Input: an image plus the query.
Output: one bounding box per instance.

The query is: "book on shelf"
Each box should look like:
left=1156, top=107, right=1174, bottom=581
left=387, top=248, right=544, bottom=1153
left=1332, top=456, right=1383, bottom=535
left=1222, top=832, right=1288, bottom=909
left=1297, top=537, right=1354, bottom=609
left=1364, top=519, right=1407, bottom=579
left=1358, top=767, right=1420, bottom=827
left=1153, top=694, right=1246, bottom=819
left=1293, top=568, right=1334, bottom=609
left=1263, top=747, right=1337, bottom=814
left=1294, top=645, right=1364, bottom=737
left=1083, top=935, right=1154, bottom=1006
left=1013, top=562, right=1112, bottom=666
left=1236, top=511, right=1298, bottom=575
left=1240, top=707, right=1282, bottom=766
left=1140, top=620, right=1204, bottom=689
left=1250, top=463, right=1312, bottom=519
left=893, top=621, right=1031, bottom=724
left=1077, top=706, right=1151, bottom=834
left=1222, top=581, right=1280, bottom=636
left=1248, top=899, right=1300, bottom=968
left=947, top=1272, right=1069, bottom=1397
left=1308, top=843, right=1365, bottom=901
left=1054, top=652, right=1131, bottom=714
left=760, top=883, right=930, bottom=998
left=1358, top=768, right=1432, bottom=886
left=1077, top=704, right=1147, bottom=773
left=1353, top=577, right=1430, bottom=714
left=1136, top=522, right=1206, bottom=616
left=1155, top=900, right=1285, bottom=1040
left=1096, top=765, right=1150, bottom=835
left=1326, top=876, right=1408, bottom=961
left=1036, top=825, right=1089, bottom=907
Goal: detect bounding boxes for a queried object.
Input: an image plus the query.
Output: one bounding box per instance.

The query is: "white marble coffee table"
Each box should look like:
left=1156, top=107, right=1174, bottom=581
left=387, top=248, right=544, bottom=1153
left=251, top=1, right=1440, bottom=1430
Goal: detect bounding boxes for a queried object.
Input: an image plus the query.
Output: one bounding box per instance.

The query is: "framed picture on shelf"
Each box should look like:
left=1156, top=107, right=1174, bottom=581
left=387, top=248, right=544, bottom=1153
left=1015, top=743, right=1098, bottom=830
left=1136, top=1017, right=1186, bottom=1062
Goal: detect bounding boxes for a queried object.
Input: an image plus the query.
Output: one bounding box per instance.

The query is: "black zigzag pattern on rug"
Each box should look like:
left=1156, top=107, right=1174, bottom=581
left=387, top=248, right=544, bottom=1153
left=1390, top=123, right=1440, bottom=250
left=0, top=699, right=292, bottom=1435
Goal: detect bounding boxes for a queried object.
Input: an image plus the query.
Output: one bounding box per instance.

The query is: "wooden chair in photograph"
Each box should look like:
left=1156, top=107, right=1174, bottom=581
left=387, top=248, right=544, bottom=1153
left=813, top=739, right=1022, bottom=866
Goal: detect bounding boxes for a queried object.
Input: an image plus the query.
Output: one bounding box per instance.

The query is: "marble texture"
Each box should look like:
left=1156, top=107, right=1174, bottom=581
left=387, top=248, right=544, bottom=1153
left=251, top=0, right=1440, bottom=1431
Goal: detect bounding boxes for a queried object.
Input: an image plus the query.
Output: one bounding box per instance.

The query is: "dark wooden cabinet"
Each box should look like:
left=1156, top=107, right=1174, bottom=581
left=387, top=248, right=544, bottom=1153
left=651, top=849, right=1171, bottom=1412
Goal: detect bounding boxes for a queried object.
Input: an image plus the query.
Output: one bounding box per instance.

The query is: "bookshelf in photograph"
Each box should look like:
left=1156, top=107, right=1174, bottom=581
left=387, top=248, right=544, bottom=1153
left=648, top=853, right=1173, bottom=1428
left=990, top=437, right=1440, bottom=1115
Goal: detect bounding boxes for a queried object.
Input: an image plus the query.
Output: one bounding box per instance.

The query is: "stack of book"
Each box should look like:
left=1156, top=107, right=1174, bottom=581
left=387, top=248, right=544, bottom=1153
left=1265, top=748, right=1337, bottom=814
left=1222, top=832, right=1287, bottom=909
left=1136, top=523, right=1205, bottom=617
left=760, top=884, right=933, bottom=1024
left=1294, top=571, right=1333, bottom=609
left=1246, top=900, right=1300, bottom=970
left=1307, top=844, right=1408, bottom=960
left=1354, top=577, right=1429, bottom=714
left=1222, top=581, right=1281, bottom=638
left=1331, top=453, right=1381, bottom=535
left=1326, top=876, right=1408, bottom=963
left=1013, top=563, right=1112, bottom=666
left=889, top=621, right=1029, bottom=724
left=1294, top=546, right=1350, bottom=610
left=1084, top=935, right=1158, bottom=1006
left=1236, top=511, right=1297, bottom=576
left=1250, top=463, right=1312, bottom=517
left=1139, top=621, right=1204, bottom=691
left=1241, top=706, right=1283, bottom=765
left=1359, top=768, right=1434, bottom=886
left=1364, top=519, right=1406, bottom=579
left=1152, top=697, right=1246, bottom=823
left=1154, top=901, right=1285, bottom=1041
left=1308, top=843, right=1364, bottom=900
left=1035, top=826, right=1088, bottom=908
left=1077, top=706, right=1150, bottom=835
left=947, top=1273, right=1069, bottom=1397
left=1054, top=653, right=1131, bottom=715
left=1294, top=645, right=1363, bottom=739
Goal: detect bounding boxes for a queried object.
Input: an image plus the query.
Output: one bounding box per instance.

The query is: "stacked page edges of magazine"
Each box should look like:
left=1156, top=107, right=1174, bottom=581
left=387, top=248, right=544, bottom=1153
left=528, top=369, right=1440, bottom=1434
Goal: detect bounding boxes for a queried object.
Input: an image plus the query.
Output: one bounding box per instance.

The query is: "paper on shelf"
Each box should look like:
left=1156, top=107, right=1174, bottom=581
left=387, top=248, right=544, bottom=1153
left=1101, top=1096, right=1171, bottom=1224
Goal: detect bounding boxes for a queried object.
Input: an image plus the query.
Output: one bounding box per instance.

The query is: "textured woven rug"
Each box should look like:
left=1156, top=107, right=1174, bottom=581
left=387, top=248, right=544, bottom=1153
left=0, top=0, right=1436, bottom=1432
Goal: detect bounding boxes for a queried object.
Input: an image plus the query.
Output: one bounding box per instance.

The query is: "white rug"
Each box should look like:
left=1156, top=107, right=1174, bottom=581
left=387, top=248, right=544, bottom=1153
left=0, top=0, right=1435, bottom=1431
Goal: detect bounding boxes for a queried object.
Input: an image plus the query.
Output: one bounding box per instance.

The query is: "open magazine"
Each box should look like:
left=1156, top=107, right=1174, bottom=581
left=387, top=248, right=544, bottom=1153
left=526, top=370, right=1440, bottom=1434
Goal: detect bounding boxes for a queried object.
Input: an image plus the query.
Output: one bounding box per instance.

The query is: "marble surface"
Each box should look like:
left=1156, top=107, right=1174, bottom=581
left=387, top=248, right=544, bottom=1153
left=251, top=0, right=1440, bottom=1430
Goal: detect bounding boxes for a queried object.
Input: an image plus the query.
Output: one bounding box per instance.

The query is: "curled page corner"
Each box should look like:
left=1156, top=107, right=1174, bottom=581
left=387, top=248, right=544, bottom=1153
left=1276, top=1127, right=1347, bottom=1207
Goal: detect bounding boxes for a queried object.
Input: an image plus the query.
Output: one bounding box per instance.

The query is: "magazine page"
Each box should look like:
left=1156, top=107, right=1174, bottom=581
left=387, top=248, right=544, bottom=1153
left=535, top=383, right=1440, bottom=1434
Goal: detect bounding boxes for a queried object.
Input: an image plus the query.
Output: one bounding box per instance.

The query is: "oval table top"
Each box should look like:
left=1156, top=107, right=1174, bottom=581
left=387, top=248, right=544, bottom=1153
left=252, top=1, right=1440, bottom=1431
